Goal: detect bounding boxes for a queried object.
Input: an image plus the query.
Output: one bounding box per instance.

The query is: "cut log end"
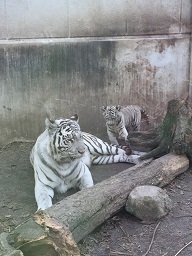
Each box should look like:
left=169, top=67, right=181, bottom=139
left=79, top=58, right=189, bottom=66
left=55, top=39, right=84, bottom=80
left=13, top=217, right=80, bottom=256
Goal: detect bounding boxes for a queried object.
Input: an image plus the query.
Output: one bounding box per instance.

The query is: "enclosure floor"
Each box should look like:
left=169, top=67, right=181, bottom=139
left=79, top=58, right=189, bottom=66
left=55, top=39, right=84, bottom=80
left=0, top=142, right=192, bottom=256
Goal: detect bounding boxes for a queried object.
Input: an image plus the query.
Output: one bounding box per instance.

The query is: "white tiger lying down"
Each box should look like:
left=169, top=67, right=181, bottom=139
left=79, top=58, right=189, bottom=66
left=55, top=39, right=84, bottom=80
left=30, top=115, right=146, bottom=211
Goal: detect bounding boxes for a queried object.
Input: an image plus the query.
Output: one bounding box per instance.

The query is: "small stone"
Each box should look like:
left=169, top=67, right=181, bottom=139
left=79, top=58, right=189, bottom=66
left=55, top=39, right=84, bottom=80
left=125, top=185, right=172, bottom=221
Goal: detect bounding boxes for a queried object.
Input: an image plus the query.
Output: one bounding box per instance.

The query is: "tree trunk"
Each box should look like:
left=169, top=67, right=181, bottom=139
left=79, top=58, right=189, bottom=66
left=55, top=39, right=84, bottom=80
left=129, top=95, right=192, bottom=161
left=11, top=153, right=189, bottom=256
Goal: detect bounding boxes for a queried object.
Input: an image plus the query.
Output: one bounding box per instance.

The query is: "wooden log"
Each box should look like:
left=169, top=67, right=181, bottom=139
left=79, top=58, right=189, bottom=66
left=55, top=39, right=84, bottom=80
left=12, top=153, right=189, bottom=256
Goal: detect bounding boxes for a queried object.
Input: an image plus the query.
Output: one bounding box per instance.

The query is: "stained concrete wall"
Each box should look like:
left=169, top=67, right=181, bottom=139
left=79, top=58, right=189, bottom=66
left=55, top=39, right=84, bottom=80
left=0, top=0, right=191, bottom=146
left=0, top=0, right=191, bottom=38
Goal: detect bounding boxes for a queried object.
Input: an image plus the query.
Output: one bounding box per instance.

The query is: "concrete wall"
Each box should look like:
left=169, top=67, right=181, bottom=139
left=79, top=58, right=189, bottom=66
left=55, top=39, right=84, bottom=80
left=1, top=0, right=191, bottom=38
left=0, top=0, right=191, bottom=146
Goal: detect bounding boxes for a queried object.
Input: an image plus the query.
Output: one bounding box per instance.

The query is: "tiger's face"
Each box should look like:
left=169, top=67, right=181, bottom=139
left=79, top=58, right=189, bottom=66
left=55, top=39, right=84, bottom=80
left=46, top=116, right=86, bottom=163
left=102, top=105, right=122, bottom=125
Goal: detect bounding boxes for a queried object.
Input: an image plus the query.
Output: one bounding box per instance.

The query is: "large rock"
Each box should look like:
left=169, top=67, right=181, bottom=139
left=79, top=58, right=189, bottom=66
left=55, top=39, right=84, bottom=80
left=125, top=185, right=172, bottom=221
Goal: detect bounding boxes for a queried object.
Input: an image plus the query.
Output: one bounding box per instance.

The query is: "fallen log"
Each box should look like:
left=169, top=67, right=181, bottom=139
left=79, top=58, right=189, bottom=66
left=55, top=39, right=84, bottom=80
left=11, top=153, right=189, bottom=256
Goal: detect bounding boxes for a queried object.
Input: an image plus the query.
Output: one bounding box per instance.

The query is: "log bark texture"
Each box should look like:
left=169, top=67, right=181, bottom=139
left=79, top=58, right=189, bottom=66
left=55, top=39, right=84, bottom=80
left=12, top=153, right=189, bottom=256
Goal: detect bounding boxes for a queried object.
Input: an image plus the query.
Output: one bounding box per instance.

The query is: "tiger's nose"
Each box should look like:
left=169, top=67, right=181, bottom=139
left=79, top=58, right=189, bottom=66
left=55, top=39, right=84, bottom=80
left=78, top=148, right=85, bottom=154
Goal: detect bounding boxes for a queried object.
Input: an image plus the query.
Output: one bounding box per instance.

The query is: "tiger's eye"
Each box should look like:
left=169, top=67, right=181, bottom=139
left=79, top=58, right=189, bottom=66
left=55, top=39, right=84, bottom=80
left=60, top=146, right=68, bottom=152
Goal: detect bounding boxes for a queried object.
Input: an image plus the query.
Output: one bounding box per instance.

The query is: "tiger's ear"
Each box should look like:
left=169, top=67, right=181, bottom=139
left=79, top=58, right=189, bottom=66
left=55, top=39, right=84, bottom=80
left=70, top=114, right=79, bottom=123
left=116, top=105, right=121, bottom=111
left=45, top=118, right=57, bottom=130
left=101, top=106, right=107, bottom=111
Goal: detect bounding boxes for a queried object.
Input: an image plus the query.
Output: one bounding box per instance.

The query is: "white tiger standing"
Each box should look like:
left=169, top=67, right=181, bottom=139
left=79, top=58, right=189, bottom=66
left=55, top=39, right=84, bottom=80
left=102, top=105, right=150, bottom=145
left=30, top=115, right=145, bottom=211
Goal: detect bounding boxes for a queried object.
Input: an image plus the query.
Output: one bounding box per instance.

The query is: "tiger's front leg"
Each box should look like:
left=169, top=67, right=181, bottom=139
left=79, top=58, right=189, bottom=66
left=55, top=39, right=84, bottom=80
left=107, top=129, right=119, bottom=145
left=118, top=128, right=130, bottom=146
left=35, top=178, right=54, bottom=211
left=78, top=165, right=94, bottom=190
left=118, top=127, right=129, bottom=144
left=92, top=153, right=141, bottom=165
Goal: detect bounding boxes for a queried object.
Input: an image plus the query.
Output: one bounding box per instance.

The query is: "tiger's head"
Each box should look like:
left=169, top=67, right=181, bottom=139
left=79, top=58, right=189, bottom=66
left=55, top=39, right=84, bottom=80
left=45, top=114, right=86, bottom=163
left=101, top=105, right=122, bottom=125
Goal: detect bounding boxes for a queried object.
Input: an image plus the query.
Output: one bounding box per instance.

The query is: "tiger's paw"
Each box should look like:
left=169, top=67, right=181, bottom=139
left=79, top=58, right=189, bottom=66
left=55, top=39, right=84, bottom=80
left=125, top=154, right=141, bottom=165
left=125, top=147, right=132, bottom=155
left=117, top=144, right=132, bottom=155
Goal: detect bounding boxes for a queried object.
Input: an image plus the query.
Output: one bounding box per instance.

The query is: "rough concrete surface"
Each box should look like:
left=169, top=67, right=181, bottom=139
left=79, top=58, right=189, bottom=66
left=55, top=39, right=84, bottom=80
left=0, top=141, right=192, bottom=256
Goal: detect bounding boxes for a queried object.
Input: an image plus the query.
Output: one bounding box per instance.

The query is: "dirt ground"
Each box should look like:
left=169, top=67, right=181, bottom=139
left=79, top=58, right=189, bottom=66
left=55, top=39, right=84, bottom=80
left=0, top=141, right=192, bottom=256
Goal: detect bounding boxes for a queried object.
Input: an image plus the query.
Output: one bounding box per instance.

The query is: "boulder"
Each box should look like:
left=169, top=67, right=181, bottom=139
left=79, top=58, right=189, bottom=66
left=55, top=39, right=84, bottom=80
left=125, top=185, right=172, bottom=221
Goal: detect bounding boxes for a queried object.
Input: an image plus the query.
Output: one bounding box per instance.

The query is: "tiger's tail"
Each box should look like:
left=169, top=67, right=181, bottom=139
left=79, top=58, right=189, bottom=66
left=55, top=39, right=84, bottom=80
left=141, top=108, right=150, bottom=124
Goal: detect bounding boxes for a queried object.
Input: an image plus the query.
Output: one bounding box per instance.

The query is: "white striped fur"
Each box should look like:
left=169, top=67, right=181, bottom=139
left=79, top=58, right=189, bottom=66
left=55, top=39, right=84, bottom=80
left=30, top=116, right=146, bottom=211
left=102, top=105, right=150, bottom=145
